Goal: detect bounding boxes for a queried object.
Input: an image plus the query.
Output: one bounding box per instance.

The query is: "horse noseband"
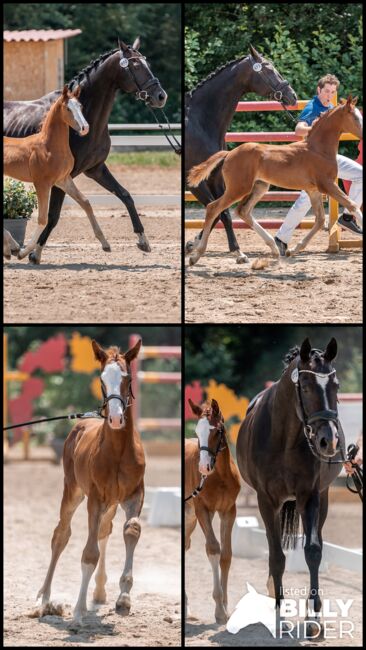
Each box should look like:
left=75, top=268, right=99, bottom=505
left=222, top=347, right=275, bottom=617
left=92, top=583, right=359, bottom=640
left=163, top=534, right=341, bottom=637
left=119, top=51, right=160, bottom=102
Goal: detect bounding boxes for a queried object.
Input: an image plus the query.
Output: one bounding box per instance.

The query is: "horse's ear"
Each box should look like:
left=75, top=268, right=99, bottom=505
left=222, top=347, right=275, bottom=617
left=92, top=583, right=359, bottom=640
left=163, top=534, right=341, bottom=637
left=188, top=398, right=202, bottom=417
left=132, top=36, right=141, bottom=50
left=352, top=96, right=358, bottom=106
left=92, top=340, right=108, bottom=364
left=124, top=339, right=142, bottom=364
left=300, top=338, right=312, bottom=361
left=249, top=44, right=261, bottom=60
left=118, top=38, right=128, bottom=51
left=73, top=85, right=81, bottom=99
left=324, top=338, right=337, bottom=362
left=62, top=85, right=69, bottom=100
left=211, top=398, right=220, bottom=415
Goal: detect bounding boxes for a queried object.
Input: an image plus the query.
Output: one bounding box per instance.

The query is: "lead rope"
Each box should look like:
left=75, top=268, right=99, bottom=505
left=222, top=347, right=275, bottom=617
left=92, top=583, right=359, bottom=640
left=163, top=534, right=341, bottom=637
left=184, top=475, right=207, bottom=502
left=147, top=105, right=181, bottom=154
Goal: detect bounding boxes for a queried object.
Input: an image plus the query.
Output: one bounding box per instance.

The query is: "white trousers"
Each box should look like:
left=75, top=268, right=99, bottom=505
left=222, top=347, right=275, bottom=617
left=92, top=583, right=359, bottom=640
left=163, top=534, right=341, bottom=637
left=276, top=154, right=363, bottom=243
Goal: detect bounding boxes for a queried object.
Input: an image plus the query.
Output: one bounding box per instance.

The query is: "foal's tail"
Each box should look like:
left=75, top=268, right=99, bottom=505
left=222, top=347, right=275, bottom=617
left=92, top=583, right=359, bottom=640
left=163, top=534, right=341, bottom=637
left=280, top=500, right=300, bottom=550
left=187, top=150, right=229, bottom=187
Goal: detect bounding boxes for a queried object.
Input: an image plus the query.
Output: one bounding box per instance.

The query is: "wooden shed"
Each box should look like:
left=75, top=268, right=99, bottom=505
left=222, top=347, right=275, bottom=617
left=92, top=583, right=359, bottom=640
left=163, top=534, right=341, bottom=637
left=4, top=29, right=82, bottom=101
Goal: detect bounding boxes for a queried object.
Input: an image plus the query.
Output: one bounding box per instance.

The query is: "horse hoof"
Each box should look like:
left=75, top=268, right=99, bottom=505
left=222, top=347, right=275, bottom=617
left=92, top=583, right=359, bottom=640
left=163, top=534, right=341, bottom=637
left=116, top=596, right=131, bottom=616
left=137, top=241, right=151, bottom=253
left=28, top=252, right=40, bottom=265
left=235, top=253, right=249, bottom=264
left=189, top=255, right=199, bottom=266
left=102, top=244, right=112, bottom=252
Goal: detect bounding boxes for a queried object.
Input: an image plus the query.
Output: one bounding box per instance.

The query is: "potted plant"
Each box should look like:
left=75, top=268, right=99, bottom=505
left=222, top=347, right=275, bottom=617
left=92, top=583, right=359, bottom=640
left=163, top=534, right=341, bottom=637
left=3, top=178, right=37, bottom=245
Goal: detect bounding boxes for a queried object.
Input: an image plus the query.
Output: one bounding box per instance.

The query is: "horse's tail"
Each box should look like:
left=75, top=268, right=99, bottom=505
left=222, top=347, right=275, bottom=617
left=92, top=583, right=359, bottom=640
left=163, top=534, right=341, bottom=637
left=280, top=500, right=300, bottom=550
left=187, top=150, right=229, bottom=187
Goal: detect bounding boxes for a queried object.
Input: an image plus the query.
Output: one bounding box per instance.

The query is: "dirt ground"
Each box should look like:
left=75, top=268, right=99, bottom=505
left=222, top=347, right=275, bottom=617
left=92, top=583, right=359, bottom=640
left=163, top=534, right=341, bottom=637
left=185, top=219, right=362, bottom=324
left=185, top=487, right=362, bottom=647
left=4, top=165, right=181, bottom=324
left=4, top=453, right=181, bottom=647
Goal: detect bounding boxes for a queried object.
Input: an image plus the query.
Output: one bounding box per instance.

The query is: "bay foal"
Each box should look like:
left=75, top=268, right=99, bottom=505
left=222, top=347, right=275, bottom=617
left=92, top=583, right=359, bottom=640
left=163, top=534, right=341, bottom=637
left=185, top=398, right=241, bottom=623
left=37, top=339, right=145, bottom=624
left=187, top=96, right=362, bottom=264
left=4, top=85, right=111, bottom=260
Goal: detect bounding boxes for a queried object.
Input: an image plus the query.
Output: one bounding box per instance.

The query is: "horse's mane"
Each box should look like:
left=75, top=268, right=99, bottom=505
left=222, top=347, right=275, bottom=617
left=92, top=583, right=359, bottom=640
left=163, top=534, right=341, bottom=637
left=67, top=48, right=119, bottom=91
left=37, top=93, right=63, bottom=133
left=186, top=54, right=250, bottom=104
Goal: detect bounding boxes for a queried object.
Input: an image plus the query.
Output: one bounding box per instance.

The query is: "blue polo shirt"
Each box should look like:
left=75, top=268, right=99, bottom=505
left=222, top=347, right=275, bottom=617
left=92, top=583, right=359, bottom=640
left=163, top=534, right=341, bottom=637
left=298, top=95, right=334, bottom=126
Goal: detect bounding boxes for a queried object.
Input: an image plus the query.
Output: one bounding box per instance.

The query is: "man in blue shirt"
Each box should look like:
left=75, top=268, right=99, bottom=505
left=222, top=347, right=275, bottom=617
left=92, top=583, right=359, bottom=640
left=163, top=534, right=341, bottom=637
left=274, top=74, right=363, bottom=255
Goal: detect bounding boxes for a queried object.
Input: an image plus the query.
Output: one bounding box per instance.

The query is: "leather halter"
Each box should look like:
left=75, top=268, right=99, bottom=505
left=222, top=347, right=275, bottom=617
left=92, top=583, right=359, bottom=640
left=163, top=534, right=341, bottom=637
left=119, top=49, right=161, bottom=102
left=197, top=414, right=227, bottom=467
left=100, top=376, right=133, bottom=416
left=291, top=364, right=345, bottom=464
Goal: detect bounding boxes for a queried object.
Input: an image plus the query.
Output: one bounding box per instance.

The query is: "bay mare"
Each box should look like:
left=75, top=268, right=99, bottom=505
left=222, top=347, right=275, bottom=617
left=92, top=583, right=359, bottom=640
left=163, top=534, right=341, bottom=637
left=4, top=86, right=89, bottom=260
left=3, top=38, right=167, bottom=264
left=37, top=339, right=145, bottom=624
left=187, top=96, right=362, bottom=266
left=236, top=338, right=344, bottom=635
left=185, top=44, right=297, bottom=263
left=185, top=398, right=241, bottom=623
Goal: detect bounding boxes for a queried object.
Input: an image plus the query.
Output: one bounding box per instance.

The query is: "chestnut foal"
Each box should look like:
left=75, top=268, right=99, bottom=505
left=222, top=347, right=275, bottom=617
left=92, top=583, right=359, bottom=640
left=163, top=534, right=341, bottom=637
left=37, top=339, right=145, bottom=624
left=185, top=398, right=241, bottom=623
left=187, top=95, right=363, bottom=265
left=4, top=85, right=109, bottom=260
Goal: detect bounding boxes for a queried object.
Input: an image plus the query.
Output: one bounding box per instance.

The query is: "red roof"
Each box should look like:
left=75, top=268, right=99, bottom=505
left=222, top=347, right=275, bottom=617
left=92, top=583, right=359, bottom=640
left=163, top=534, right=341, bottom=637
left=4, top=29, right=82, bottom=42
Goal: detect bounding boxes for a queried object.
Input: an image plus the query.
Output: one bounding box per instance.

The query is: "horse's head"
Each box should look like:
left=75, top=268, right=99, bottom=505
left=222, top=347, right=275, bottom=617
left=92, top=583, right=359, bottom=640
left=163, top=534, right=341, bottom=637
left=60, top=85, right=89, bottom=136
left=339, top=95, right=363, bottom=139
left=116, top=37, right=167, bottom=108
left=248, top=44, right=297, bottom=106
left=188, top=397, right=226, bottom=475
left=291, top=337, right=340, bottom=458
left=92, top=338, right=141, bottom=430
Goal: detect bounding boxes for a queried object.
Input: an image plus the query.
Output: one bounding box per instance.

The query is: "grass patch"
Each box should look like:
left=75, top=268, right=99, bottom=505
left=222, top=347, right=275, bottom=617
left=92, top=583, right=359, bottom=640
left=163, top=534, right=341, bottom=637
left=107, top=151, right=180, bottom=168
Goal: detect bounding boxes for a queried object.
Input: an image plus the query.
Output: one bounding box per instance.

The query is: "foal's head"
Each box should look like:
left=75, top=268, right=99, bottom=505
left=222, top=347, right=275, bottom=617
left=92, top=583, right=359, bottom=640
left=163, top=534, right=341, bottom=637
left=59, top=85, right=89, bottom=136
left=288, top=337, right=341, bottom=458
left=92, top=338, right=141, bottom=430
left=188, top=398, right=226, bottom=475
left=308, top=95, right=362, bottom=142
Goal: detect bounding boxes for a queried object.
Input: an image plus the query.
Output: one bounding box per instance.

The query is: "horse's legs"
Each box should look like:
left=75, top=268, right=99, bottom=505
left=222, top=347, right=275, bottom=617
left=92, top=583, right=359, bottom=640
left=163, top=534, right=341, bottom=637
left=300, top=490, right=328, bottom=637
left=117, top=484, right=144, bottom=615
left=29, top=186, right=65, bottom=265
left=73, top=491, right=104, bottom=622
left=18, top=184, right=50, bottom=259
left=185, top=502, right=198, bottom=619
left=189, top=189, right=245, bottom=266
left=257, top=492, right=285, bottom=607
left=209, top=176, right=249, bottom=262
left=84, top=163, right=151, bottom=252
left=322, top=180, right=363, bottom=226
left=196, top=505, right=227, bottom=623
left=287, top=191, right=325, bottom=256
left=37, top=480, right=84, bottom=606
left=56, top=177, right=111, bottom=252
left=236, top=181, right=279, bottom=256
left=93, top=504, right=118, bottom=604
left=218, top=504, right=236, bottom=616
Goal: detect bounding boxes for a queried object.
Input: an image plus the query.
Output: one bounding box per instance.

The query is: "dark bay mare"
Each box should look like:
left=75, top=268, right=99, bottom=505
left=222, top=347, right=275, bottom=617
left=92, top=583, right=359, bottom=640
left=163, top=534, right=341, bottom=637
left=3, top=37, right=167, bottom=264
left=185, top=44, right=297, bottom=263
left=236, top=338, right=345, bottom=636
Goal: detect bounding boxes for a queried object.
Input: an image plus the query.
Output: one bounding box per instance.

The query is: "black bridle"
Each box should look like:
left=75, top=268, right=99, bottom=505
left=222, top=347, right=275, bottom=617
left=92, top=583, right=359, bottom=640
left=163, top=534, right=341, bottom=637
left=250, top=55, right=297, bottom=124
left=184, top=418, right=227, bottom=502
left=291, top=364, right=346, bottom=464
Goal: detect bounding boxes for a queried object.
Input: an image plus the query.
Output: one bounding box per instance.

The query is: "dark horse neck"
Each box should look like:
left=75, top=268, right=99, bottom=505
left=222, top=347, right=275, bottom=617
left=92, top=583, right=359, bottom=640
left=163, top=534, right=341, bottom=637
left=186, top=57, right=252, bottom=146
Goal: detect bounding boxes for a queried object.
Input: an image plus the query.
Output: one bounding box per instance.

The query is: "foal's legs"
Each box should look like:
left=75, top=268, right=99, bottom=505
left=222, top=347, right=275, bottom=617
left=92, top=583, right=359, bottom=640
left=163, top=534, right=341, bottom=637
left=93, top=504, right=118, bottom=604
left=185, top=501, right=198, bottom=619
left=287, top=191, right=325, bottom=256
left=196, top=504, right=227, bottom=623
left=236, top=181, right=279, bottom=256
left=73, top=490, right=104, bottom=622
left=218, top=505, right=236, bottom=616
left=37, top=480, right=84, bottom=606
left=56, top=177, right=111, bottom=252
left=117, top=484, right=144, bottom=615
left=188, top=188, right=246, bottom=266
left=18, top=184, right=50, bottom=259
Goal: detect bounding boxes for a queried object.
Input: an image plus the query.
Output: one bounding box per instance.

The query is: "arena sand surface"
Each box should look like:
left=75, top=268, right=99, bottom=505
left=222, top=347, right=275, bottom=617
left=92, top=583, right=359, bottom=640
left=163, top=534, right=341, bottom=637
left=4, top=165, right=181, bottom=324
left=185, top=491, right=362, bottom=647
left=185, top=223, right=362, bottom=324
left=4, top=453, right=181, bottom=647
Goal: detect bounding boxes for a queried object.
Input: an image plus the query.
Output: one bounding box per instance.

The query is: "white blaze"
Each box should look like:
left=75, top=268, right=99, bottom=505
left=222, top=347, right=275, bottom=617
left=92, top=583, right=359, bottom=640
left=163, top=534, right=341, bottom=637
left=315, top=373, right=338, bottom=447
left=195, top=417, right=215, bottom=474
left=68, top=97, right=89, bottom=134
left=101, top=362, right=128, bottom=427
